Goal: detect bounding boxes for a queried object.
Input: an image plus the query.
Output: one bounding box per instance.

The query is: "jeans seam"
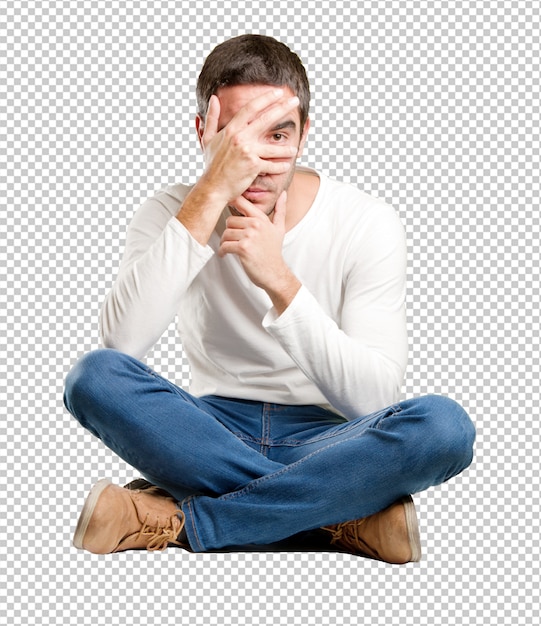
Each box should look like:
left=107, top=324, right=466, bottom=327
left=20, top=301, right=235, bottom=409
left=183, top=497, right=204, bottom=552
left=267, top=404, right=403, bottom=447
left=216, top=437, right=352, bottom=502
left=374, top=404, right=403, bottom=430
left=145, top=368, right=182, bottom=391
left=144, top=367, right=206, bottom=410
left=261, top=403, right=271, bottom=456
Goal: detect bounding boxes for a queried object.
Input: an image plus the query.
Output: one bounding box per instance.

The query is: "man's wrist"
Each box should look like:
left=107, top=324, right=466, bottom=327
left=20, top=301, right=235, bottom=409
left=264, top=269, right=301, bottom=316
left=176, top=182, right=227, bottom=245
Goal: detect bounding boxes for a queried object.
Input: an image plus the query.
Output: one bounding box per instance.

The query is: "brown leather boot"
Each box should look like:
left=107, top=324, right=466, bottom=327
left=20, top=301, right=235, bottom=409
left=73, top=479, right=185, bottom=554
left=322, top=496, right=421, bottom=564
left=123, top=477, right=173, bottom=498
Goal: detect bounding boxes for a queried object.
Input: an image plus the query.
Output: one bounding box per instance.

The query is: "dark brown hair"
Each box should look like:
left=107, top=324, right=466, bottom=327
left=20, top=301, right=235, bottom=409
left=196, top=34, right=310, bottom=128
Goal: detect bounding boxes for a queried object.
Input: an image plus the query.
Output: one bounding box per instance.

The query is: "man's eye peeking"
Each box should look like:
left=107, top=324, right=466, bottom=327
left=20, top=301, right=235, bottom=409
left=272, top=133, right=285, bottom=141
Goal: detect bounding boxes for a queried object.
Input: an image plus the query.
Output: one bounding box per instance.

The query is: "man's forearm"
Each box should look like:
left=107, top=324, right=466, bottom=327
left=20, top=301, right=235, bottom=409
left=176, top=181, right=227, bottom=246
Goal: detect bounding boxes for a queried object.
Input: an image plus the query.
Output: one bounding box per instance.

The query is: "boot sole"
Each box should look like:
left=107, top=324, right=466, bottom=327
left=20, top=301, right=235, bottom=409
left=402, top=495, right=422, bottom=562
left=73, top=478, right=112, bottom=550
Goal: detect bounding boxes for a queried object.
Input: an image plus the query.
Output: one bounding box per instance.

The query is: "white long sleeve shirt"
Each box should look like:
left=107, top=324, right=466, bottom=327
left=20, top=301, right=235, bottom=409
left=100, top=167, right=408, bottom=419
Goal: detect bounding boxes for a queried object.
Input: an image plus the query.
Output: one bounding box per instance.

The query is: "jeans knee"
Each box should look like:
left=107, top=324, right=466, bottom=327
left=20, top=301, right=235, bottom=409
left=409, top=395, right=476, bottom=477
left=435, top=395, right=475, bottom=473
left=64, top=349, right=126, bottom=416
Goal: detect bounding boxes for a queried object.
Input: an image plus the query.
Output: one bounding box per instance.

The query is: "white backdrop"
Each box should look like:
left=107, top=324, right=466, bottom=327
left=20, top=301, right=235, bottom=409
left=2, top=1, right=539, bottom=624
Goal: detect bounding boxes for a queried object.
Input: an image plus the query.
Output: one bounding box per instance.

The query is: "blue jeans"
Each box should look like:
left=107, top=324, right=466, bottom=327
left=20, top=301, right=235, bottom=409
left=64, top=349, right=475, bottom=552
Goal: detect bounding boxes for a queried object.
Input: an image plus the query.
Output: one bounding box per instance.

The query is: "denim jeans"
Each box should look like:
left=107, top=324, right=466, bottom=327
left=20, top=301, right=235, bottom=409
left=64, top=349, right=475, bottom=552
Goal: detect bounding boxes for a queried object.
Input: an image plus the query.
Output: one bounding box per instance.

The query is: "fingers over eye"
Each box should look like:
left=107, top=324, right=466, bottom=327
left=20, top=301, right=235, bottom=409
left=232, top=88, right=285, bottom=125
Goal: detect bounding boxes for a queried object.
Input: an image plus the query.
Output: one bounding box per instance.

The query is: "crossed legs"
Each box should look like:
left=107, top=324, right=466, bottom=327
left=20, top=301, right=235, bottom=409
left=64, top=349, right=475, bottom=556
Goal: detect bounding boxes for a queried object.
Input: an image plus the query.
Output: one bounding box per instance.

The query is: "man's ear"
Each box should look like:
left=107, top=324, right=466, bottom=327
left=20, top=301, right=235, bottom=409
left=296, top=117, right=311, bottom=158
left=195, top=115, right=205, bottom=151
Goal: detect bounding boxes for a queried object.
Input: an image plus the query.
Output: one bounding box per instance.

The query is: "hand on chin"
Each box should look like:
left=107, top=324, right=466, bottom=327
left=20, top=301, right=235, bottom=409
left=228, top=194, right=275, bottom=219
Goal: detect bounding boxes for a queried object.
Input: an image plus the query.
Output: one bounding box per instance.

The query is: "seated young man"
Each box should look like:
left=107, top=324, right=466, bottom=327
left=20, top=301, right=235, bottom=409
left=64, top=34, right=475, bottom=563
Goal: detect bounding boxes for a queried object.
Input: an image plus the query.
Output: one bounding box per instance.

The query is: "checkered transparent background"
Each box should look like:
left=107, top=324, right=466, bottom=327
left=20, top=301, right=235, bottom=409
left=1, top=1, right=539, bottom=624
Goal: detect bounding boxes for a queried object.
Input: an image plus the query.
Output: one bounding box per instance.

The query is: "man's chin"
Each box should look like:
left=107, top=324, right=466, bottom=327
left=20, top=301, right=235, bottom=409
left=228, top=201, right=275, bottom=217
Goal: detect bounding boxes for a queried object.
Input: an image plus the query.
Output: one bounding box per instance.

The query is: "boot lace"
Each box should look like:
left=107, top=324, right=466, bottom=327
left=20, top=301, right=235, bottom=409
left=322, top=518, right=373, bottom=554
left=137, top=509, right=185, bottom=551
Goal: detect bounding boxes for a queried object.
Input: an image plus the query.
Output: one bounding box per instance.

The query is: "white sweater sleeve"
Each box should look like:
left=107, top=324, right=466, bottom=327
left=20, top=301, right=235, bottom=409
left=100, top=193, right=214, bottom=359
left=263, top=207, right=408, bottom=419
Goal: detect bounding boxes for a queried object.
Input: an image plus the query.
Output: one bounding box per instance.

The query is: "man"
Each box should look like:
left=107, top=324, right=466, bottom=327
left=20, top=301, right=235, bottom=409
left=64, top=35, right=475, bottom=563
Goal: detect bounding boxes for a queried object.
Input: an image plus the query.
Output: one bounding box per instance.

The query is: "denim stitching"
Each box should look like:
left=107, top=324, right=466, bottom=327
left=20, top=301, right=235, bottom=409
left=267, top=404, right=403, bottom=447
left=373, top=403, right=403, bottom=430
left=260, top=403, right=271, bottom=456
left=217, top=437, right=354, bottom=501
left=145, top=367, right=186, bottom=393
left=183, top=497, right=204, bottom=552
left=217, top=405, right=404, bottom=502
